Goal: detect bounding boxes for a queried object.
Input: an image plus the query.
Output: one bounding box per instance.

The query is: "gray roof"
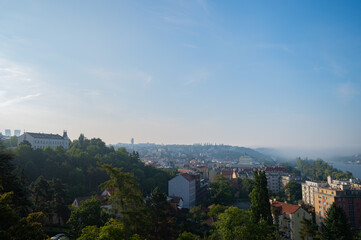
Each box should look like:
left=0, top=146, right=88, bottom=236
left=26, top=132, right=65, bottom=140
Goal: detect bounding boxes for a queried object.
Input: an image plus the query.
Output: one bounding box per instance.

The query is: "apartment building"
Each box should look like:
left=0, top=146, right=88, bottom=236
left=271, top=200, right=312, bottom=240
left=168, top=172, right=208, bottom=209
left=313, top=177, right=361, bottom=229
left=302, top=180, right=327, bottom=206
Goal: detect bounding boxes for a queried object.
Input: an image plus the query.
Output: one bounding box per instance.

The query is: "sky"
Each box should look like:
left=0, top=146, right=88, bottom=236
left=1, top=0, right=361, bottom=155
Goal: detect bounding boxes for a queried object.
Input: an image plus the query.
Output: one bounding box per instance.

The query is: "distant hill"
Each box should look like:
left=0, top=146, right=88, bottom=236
left=331, top=154, right=361, bottom=164
left=113, top=143, right=273, bottom=163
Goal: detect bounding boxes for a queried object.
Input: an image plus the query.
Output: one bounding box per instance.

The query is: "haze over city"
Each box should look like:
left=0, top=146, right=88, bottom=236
left=1, top=1, right=361, bottom=157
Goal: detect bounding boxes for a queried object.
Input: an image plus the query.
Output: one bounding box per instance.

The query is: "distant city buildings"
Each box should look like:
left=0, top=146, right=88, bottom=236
left=1, top=129, right=21, bottom=138
left=14, top=130, right=21, bottom=137
left=17, top=131, right=71, bottom=150
left=5, top=129, right=11, bottom=137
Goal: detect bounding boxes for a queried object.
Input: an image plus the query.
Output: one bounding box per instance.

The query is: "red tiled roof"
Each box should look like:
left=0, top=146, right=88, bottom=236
left=181, top=173, right=195, bottom=181
left=204, top=217, right=215, bottom=226
left=168, top=196, right=183, bottom=204
left=221, top=170, right=234, bottom=175
left=265, top=166, right=289, bottom=173
left=178, top=169, right=190, bottom=173
left=270, top=201, right=300, bottom=214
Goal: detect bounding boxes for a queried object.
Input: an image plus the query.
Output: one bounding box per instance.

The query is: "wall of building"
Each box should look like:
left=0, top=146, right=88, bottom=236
left=168, top=175, right=195, bottom=209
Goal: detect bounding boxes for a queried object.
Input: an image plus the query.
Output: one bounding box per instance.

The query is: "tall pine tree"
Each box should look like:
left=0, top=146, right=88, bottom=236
left=250, top=171, right=273, bottom=225
left=320, top=203, right=354, bottom=240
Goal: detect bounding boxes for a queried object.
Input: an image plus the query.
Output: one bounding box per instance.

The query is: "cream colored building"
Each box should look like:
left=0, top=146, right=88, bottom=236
left=302, top=180, right=327, bottom=206
left=271, top=200, right=312, bottom=240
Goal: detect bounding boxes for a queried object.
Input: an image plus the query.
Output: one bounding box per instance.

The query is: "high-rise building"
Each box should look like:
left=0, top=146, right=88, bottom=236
left=5, top=129, right=11, bottom=137
left=14, top=130, right=21, bottom=137
left=131, top=138, right=134, bottom=151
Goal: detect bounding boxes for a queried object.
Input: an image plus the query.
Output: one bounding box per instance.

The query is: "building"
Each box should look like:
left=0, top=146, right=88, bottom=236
left=14, top=130, right=21, bottom=137
left=302, top=180, right=327, bottom=206
left=313, top=177, right=361, bottom=229
left=271, top=200, right=312, bottom=240
left=265, top=167, right=289, bottom=193
left=168, top=173, right=196, bottom=209
left=17, top=131, right=71, bottom=150
left=5, top=129, right=11, bottom=137
left=168, top=172, right=208, bottom=209
left=220, top=169, right=238, bottom=180
left=282, top=175, right=303, bottom=188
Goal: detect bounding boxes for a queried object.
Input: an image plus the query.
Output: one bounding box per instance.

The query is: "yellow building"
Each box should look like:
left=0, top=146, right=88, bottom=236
left=314, top=186, right=361, bottom=229
left=314, top=187, right=337, bottom=224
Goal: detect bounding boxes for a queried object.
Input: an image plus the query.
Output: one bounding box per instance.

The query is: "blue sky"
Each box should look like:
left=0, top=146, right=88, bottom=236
left=1, top=0, right=361, bottom=153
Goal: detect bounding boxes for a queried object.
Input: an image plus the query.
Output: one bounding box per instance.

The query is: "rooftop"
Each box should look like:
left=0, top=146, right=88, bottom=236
left=271, top=201, right=301, bottom=214
left=25, top=132, right=66, bottom=140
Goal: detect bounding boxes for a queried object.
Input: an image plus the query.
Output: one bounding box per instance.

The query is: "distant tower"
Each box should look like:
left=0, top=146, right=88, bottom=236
left=14, top=130, right=21, bottom=137
left=131, top=138, right=134, bottom=152
left=5, top=129, right=11, bottom=137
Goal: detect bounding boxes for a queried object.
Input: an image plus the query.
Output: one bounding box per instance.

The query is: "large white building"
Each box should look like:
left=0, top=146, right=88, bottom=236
left=168, top=173, right=196, bottom=209
left=301, top=180, right=327, bottom=206
left=18, top=131, right=71, bottom=150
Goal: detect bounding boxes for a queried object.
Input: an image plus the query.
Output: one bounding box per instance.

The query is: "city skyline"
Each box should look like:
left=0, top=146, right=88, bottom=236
left=1, top=1, right=361, bottom=154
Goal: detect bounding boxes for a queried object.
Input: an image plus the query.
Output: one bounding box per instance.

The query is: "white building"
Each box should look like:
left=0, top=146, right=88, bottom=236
left=168, top=173, right=196, bottom=209
left=18, top=131, right=71, bottom=150
left=302, top=180, right=327, bottom=206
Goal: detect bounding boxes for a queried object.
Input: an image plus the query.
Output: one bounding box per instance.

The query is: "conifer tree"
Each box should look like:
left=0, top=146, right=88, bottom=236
left=250, top=171, right=273, bottom=225
left=320, top=203, right=354, bottom=240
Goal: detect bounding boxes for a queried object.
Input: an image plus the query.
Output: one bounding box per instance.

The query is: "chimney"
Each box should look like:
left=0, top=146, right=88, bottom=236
left=63, top=130, right=68, bottom=138
left=327, top=176, right=332, bottom=185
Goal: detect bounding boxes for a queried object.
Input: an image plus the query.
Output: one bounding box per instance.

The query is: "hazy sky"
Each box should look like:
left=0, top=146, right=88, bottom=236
left=1, top=0, right=361, bottom=151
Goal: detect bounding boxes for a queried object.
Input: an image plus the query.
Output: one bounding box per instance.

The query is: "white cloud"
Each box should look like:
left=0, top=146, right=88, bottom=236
left=0, top=57, right=42, bottom=109
left=0, top=93, right=41, bottom=108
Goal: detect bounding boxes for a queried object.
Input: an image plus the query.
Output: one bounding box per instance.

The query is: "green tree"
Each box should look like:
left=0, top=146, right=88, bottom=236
left=0, top=189, right=47, bottom=239
left=145, top=187, right=176, bottom=240
left=29, top=176, right=53, bottom=220
left=237, top=178, right=254, bottom=199
left=320, top=203, right=354, bottom=240
left=67, top=197, right=109, bottom=237
left=249, top=171, right=273, bottom=225
left=283, top=181, right=302, bottom=203
left=50, top=178, right=69, bottom=225
left=208, top=204, right=229, bottom=219
left=177, top=232, right=201, bottom=240
left=211, top=206, right=275, bottom=240
left=209, top=175, right=235, bottom=205
left=299, top=217, right=319, bottom=240
left=78, top=219, right=142, bottom=240
left=0, top=151, right=30, bottom=216
left=99, top=164, right=145, bottom=237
